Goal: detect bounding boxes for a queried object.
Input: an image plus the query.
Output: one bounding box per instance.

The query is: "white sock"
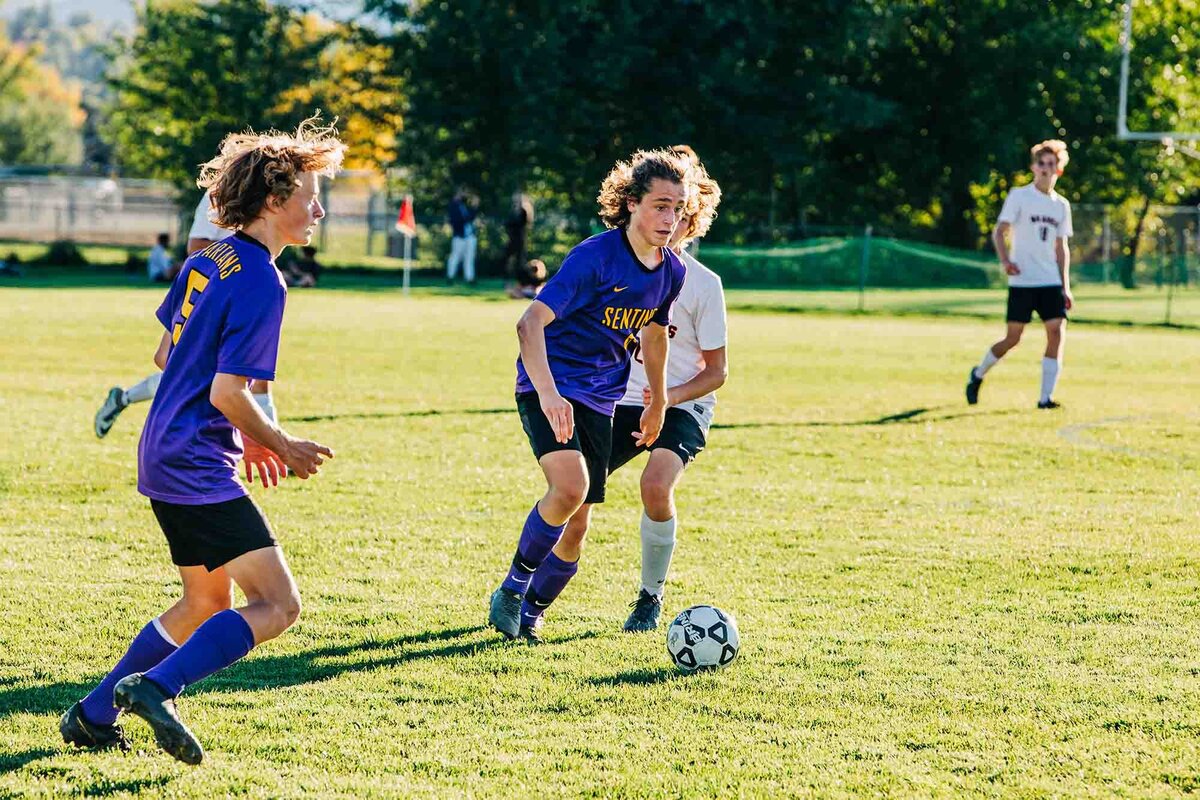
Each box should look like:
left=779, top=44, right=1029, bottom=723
left=252, top=391, right=277, bottom=422
left=640, top=513, right=677, bottom=599
left=1040, top=357, right=1060, bottom=403
left=974, top=349, right=1000, bottom=379
left=123, top=372, right=161, bottom=405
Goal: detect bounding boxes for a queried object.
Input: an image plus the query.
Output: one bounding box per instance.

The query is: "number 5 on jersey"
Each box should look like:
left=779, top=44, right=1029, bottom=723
left=172, top=270, right=210, bottom=345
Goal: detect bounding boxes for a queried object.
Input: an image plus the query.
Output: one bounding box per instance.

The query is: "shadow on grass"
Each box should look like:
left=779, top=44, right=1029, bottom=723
left=285, top=407, right=510, bottom=424
left=193, top=625, right=602, bottom=697
left=713, top=405, right=1025, bottom=430
left=0, top=747, right=58, bottom=772
left=0, top=624, right=534, bottom=720
left=80, top=776, right=173, bottom=796
left=587, top=666, right=683, bottom=687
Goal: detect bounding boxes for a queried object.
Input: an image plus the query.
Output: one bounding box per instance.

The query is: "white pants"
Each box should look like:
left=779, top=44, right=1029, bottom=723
left=446, top=235, right=477, bottom=281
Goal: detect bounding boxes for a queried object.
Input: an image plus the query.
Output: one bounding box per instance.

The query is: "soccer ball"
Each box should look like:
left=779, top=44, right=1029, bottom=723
left=666, top=605, right=740, bottom=672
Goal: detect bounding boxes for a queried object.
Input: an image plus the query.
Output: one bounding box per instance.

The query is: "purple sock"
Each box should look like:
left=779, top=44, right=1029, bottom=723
left=143, top=610, right=255, bottom=698
left=501, top=503, right=565, bottom=594
left=80, top=619, right=177, bottom=726
left=521, top=552, right=579, bottom=626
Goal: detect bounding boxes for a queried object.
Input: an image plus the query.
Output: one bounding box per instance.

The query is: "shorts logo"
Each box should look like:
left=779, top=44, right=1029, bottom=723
left=613, top=286, right=629, bottom=293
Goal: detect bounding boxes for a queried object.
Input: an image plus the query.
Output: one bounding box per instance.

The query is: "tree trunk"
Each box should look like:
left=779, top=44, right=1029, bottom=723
left=1123, top=195, right=1153, bottom=289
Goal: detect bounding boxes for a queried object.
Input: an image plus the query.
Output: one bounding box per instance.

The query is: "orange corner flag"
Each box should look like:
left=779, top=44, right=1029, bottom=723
left=395, top=195, right=416, bottom=237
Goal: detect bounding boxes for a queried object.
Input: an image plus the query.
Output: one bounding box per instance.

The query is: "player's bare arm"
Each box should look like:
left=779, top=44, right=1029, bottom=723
left=209, top=373, right=332, bottom=485
left=516, top=299, right=573, bottom=444
left=993, top=221, right=1018, bottom=274
left=1056, top=237, right=1073, bottom=309
left=642, top=346, right=728, bottom=408
left=636, top=322, right=669, bottom=447
left=153, top=331, right=171, bottom=370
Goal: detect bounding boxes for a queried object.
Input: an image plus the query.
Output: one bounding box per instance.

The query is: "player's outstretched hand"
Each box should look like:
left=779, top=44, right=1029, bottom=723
left=280, top=436, right=334, bottom=479
left=243, top=435, right=287, bottom=488
left=540, top=391, right=574, bottom=444
left=635, top=402, right=666, bottom=448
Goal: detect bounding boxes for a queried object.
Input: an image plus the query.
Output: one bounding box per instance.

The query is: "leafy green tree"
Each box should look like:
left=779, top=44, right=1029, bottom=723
left=104, top=0, right=401, bottom=199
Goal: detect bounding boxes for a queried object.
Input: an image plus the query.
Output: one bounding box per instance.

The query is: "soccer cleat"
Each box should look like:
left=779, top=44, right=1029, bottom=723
left=516, top=619, right=544, bottom=645
left=965, top=368, right=983, bottom=406
left=623, top=589, right=663, bottom=633
left=113, top=673, right=204, bottom=765
left=1037, top=399, right=1062, bottom=410
left=59, top=701, right=131, bottom=752
left=488, top=587, right=522, bottom=639
left=94, top=387, right=128, bottom=438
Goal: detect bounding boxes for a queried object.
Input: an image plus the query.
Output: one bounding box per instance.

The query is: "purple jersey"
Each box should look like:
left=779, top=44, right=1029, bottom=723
left=516, top=228, right=686, bottom=415
left=138, top=232, right=287, bottom=505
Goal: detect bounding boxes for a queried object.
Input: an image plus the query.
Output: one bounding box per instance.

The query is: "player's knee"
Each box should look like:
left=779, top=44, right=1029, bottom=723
left=640, top=474, right=674, bottom=514
left=553, top=477, right=589, bottom=510
left=270, top=591, right=302, bottom=633
left=1003, top=333, right=1022, bottom=349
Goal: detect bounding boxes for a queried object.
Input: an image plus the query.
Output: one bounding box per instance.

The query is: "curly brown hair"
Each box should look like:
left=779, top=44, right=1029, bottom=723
left=596, top=149, right=693, bottom=230
left=197, top=116, right=346, bottom=229
left=1030, top=139, right=1069, bottom=171
left=670, top=145, right=721, bottom=242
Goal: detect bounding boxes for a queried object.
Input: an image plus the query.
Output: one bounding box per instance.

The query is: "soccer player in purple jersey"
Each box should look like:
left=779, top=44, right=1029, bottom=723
left=488, top=149, right=694, bottom=643
left=60, top=119, right=346, bottom=765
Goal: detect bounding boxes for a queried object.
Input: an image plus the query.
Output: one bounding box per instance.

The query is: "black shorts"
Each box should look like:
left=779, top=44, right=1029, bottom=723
left=609, top=405, right=708, bottom=475
left=516, top=391, right=613, bottom=505
left=150, top=495, right=278, bottom=572
left=1007, top=286, right=1067, bottom=323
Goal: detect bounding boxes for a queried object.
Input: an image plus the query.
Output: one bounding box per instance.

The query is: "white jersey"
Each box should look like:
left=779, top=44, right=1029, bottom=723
left=188, top=190, right=230, bottom=242
left=621, top=251, right=727, bottom=429
left=997, top=183, right=1072, bottom=288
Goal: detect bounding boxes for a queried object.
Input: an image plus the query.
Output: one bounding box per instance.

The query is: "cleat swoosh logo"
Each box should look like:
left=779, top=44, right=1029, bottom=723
left=613, top=286, right=629, bottom=292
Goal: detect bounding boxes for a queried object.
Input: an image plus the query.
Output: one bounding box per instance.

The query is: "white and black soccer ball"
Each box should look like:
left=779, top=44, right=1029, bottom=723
left=666, top=605, right=740, bottom=672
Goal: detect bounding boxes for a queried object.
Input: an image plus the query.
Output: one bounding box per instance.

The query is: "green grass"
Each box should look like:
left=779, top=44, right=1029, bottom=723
left=2, top=282, right=1200, bottom=797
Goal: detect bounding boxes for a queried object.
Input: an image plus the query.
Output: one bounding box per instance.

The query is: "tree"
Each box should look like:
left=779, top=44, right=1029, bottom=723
left=104, top=0, right=402, bottom=197
left=0, top=35, right=85, bottom=165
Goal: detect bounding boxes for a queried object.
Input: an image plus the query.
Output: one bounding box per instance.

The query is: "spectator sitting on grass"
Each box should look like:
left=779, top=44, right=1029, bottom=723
left=148, top=233, right=178, bottom=283
left=285, top=245, right=322, bottom=287
left=0, top=251, right=20, bottom=277
left=506, top=258, right=547, bottom=299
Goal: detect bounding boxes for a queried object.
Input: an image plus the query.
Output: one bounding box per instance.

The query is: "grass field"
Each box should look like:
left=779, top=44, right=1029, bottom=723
left=2, top=280, right=1200, bottom=797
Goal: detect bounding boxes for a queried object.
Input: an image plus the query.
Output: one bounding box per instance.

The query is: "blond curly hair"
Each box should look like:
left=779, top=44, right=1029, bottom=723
left=596, top=149, right=694, bottom=230
left=1030, top=139, right=1069, bottom=172
left=198, top=115, right=347, bottom=229
left=670, top=144, right=722, bottom=242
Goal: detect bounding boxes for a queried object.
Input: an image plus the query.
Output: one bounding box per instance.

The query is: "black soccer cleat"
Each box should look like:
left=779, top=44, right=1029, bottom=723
left=60, top=701, right=131, bottom=752
left=516, top=619, right=544, bottom=645
left=94, top=387, right=128, bottom=438
left=488, top=587, right=523, bottom=639
left=622, top=589, right=663, bottom=633
left=1037, top=399, right=1062, bottom=410
left=113, top=674, right=204, bottom=765
left=965, top=368, right=983, bottom=406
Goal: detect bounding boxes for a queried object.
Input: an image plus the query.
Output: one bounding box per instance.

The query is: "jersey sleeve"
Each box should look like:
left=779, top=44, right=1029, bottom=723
left=1060, top=201, right=1073, bottom=239
left=997, top=190, right=1020, bottom=225
left=536, top=248, right=597, bottom=320
left=216, top=275, right=286, bottom=381
left=154, top=269, right=187, bottom=330
left=651, top=261, right=686, bottom=327
left=695, top=275, right=728, bottom=350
